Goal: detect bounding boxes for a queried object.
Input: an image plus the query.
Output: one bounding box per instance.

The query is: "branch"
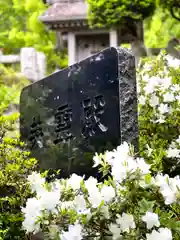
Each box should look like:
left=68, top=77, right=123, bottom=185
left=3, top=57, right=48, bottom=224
left=170, top=4, right=180, bottom=21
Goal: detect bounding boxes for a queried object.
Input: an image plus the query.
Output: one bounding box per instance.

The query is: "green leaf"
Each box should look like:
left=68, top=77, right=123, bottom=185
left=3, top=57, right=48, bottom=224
left=138, top=198, right=156, bottom=213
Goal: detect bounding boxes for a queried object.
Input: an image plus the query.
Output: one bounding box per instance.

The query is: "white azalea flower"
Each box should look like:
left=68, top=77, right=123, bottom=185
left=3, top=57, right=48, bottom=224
left=171, top=84, right=180, bottom=92
left=158, top=227, right=172, bottom=239
left=27, top=172, right=45, bottom=194
left=155, top=174, right=169, bottom=187
left=155, top=115, right=166, bottom=123
left=162, top=77, right=172, bottom=90
left=111, top=163, right=127, bottom=183
left=85, top=176, right=98, bottom=192
left=172, top=175, right=180, bottom=190
left=74, top=195, right=88, bottom=214
left=149, top=94, right=159, bottom=107
left=166, top=55, right=180, bottom=69
left=100, top=205, right=110, bottom=219
left=176, top=136, right=180, bottom=145
left=160, top=186, right=176, bottom=205
left=115, top=142, right=130, bottom=159
left=175, top=95, right=180, bottom=103
left=158, top=103, right=169, bottom=114
left=146, top=144, right=153, bottom=157
left=146, top=229, right=160, bottom=240
left=22, top=216, right=41, bottom=234
left=101, top=185, right=115, bottom=203
left=163, top=92, right=174, bottom=103
left=22, top=197, right=42, bottom=233
left=136, top=157, right=150, bottom=175
left=116, top=213, right=135, bottom=233
left=111, top=142, right=148, bottom=183
left=93, top=152, right=101, bottom=167
left=166, top=147, right=180, bottom=158
left=60, top=201, right=74, bottom=210
left=104, top=150, right=115, bottom=166
left=139, top=95, right=146, bottom=105
left=144, top=76, right=171, bottom=94
left=67, top=174, right=83, bottom=190
left=85, top=179, right=102, bottom=208
left=155, top=174, right=178, bottom=204
left=142, top=212, right=160, bottom=229
left=124, top=156, right=138, bottom=172
left=146, top=228, right=172, bottom=240
left=88, top=189, right=103, bottom=208
left=51, top=180, right=62, bottom=194
left=40, top=189, right=60, bottom=211
left=60, top=223, right=83, bottom=240
left=144, top=82, right=155, bottom=94
left=109, top=223, right=122, bottom=240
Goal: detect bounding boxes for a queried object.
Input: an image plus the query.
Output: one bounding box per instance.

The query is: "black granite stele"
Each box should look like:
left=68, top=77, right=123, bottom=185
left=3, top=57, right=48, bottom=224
left=20, top=47, right=138, bottom=178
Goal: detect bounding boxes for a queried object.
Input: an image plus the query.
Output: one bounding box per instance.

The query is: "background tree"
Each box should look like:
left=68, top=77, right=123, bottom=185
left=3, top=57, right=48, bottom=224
left=87, top=0, right=156, bottom=28
left=0, top=0, right=67, bottom=73
left=158, top=0, right=180, bottom=21
left=87, top=0, right=180, bottom=48
left=87, top=0, right=180, bottom=29
left=144, top=8, right=180, bottom=48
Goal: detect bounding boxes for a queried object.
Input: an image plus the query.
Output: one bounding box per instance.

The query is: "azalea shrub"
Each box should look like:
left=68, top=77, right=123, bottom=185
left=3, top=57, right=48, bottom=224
left=0, top=66, right=37, bottom=240
left=0, top=111, right=37, bottom=240
left=22, top=142, right=180, bottom=240
left=0, top=137, right=37, bottom=240
left=138, top=53, right=180, bottom=175
left=21, top=53, right=180, bottom=240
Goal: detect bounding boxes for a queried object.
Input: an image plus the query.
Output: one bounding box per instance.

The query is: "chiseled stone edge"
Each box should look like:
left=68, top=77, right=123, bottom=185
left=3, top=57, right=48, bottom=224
left=116, top=47, right=139, bottom=151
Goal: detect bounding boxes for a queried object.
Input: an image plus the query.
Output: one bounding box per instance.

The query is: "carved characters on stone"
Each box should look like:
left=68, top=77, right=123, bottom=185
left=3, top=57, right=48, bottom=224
left=81, top=95, right=108, bottom=139
left=54, top=104, right=74, bottom=144
left=28, top=95, right=108, bottom=148
left=29, top=116, right=44, bottom=149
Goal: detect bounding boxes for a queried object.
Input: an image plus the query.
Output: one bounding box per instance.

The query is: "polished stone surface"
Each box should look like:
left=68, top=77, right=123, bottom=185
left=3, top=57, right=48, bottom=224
left=20, top=47, right=138, bottom=178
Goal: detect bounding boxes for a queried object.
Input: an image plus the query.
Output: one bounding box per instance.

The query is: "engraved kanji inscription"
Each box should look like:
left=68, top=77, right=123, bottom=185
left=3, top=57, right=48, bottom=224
left=81, top=95, right=108, bottom=139
left=28, top=116, right=44, bottom=149
left=54, top=104, right=74, bottom=144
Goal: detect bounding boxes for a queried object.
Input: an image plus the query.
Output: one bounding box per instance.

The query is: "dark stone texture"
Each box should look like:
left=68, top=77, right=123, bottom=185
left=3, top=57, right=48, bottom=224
left=117, top=47, right=138, bottom=147
left=20, top=47, right=138, bottom=178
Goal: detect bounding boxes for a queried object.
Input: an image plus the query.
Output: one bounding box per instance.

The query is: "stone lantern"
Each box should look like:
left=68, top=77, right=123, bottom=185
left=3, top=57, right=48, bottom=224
left=39, top=0, right=144, bottom=66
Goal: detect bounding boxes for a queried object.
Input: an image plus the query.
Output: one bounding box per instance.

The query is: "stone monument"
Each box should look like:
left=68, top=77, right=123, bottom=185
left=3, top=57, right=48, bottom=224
left=20, top=47, right=138, bottom=178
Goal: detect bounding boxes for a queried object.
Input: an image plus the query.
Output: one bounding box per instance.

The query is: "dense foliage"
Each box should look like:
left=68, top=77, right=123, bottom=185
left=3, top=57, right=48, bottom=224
left=21, top=54, right=180, bottom=240
left=0, top=64, right=29, bottom=104
left=0, top=0, right=67, bottom=72
left=158, top=0, right=180, bottom=21
left=0, top=137, right=37, bottom=240
left=144, top=8, right=180, bottom=48
left=87, top=0, right=180, bottom=29
left=0, top=66, right=37, bottom=240
left=87, top=0, right=156, bottom=28
left=138, top=53, right=180, bottom=176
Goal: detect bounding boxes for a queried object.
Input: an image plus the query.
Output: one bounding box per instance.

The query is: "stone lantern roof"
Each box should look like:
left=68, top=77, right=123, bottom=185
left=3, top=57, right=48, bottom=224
left=39, top=0, right=144, bottom=43
left=39, top=0, right=89, bottom=30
